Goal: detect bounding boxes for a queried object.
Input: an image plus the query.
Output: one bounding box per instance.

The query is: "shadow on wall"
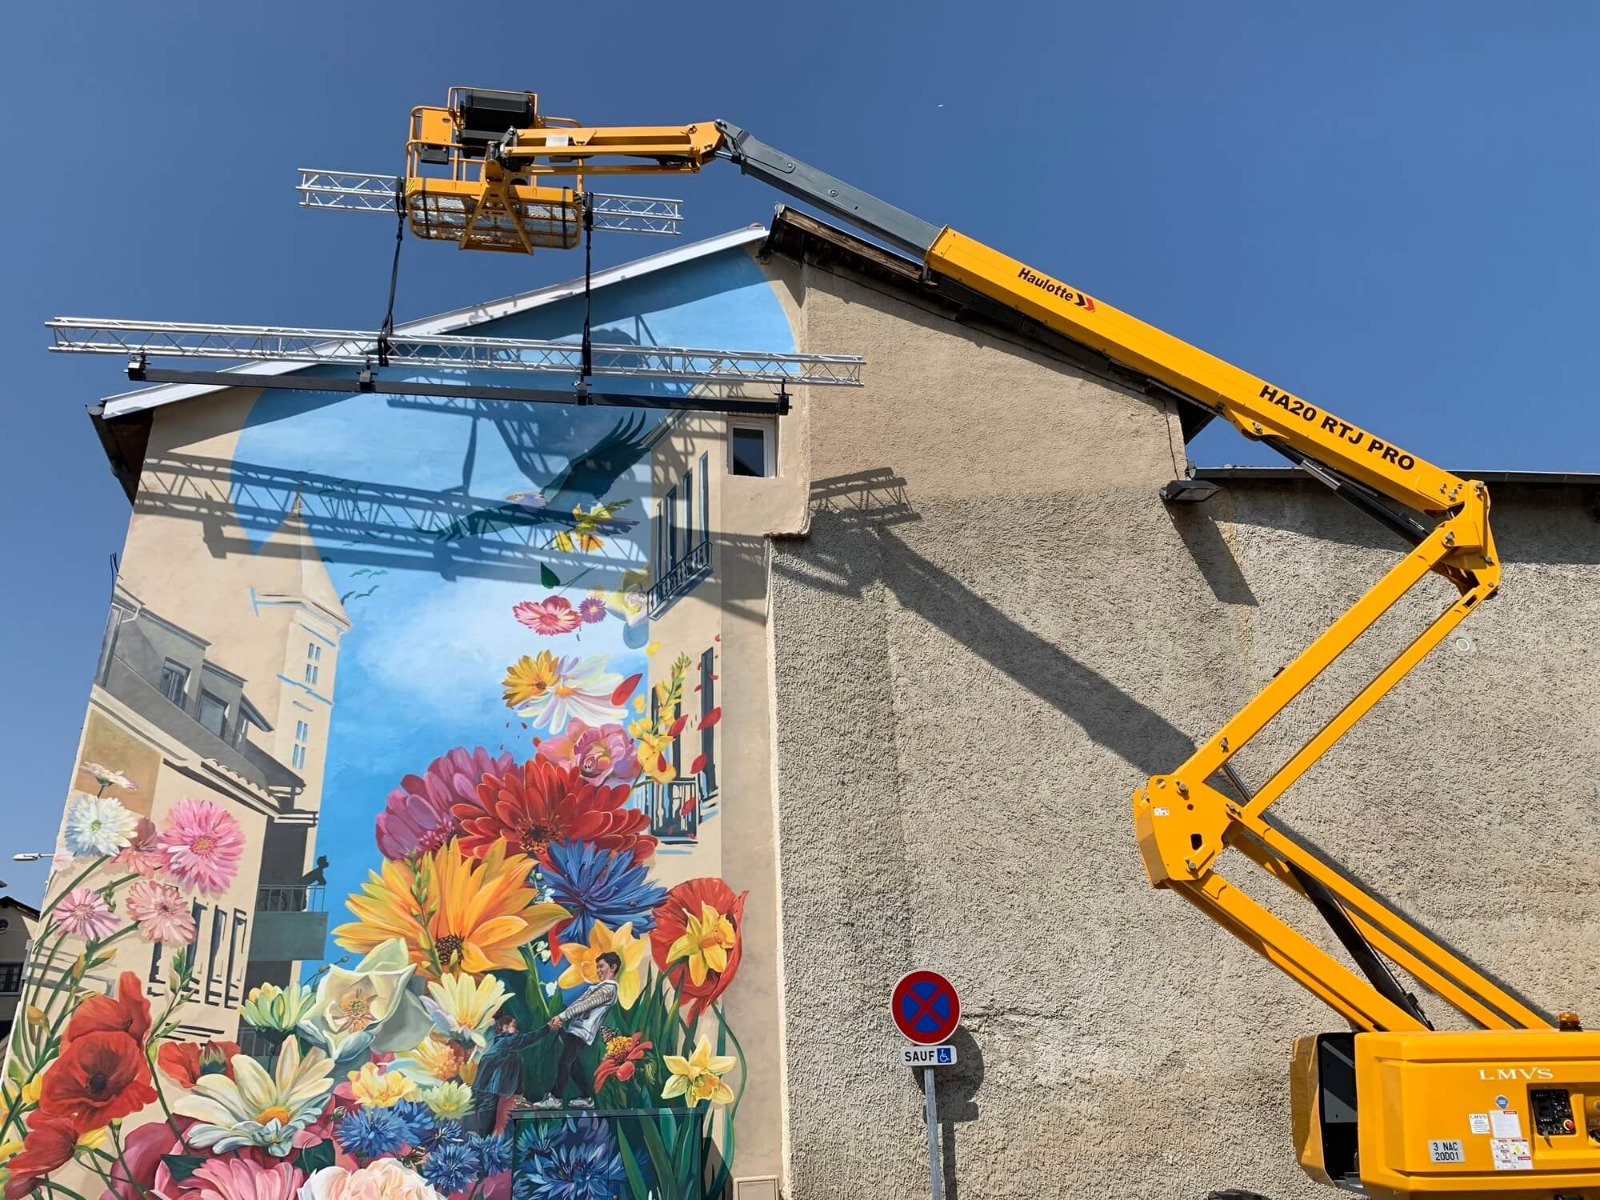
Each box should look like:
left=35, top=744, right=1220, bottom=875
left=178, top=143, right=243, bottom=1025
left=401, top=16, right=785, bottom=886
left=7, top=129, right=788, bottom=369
left=775, top=469, right=1199, bottom=778
left=1167, top=502, right=1258, bottom=607
left=928, top=1025, right=984, bottom=1200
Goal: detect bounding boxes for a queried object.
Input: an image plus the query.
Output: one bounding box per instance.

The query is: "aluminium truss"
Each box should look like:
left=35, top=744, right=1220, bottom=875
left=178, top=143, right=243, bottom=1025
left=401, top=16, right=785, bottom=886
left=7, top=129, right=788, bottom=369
left=298, top=169, right=685, bottom=237
left=47, top=318, right=865, bottom=389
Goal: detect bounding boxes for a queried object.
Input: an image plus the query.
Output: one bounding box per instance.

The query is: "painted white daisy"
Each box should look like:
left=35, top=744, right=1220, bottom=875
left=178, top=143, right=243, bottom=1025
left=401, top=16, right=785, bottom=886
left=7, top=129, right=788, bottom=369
left=62, top=793, right=140, bottom=858
left=176, top=1038, right=334, bottom=1157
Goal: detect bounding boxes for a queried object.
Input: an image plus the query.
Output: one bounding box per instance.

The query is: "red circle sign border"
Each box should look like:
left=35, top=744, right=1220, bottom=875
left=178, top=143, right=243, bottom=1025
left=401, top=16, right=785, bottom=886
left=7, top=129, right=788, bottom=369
left=891, top=969, right=961, bottom=1045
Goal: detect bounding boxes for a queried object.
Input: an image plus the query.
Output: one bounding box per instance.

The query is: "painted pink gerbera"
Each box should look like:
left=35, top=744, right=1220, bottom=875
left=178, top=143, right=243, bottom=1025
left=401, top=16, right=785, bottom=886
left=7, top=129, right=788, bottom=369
left=54, top=887, right=120, bottom=940
left=156, top=799, right=244, bottom=896
left=188, top=1157, right=305, bottom=1200
left=125, top=879, right=196, bottom=943
left=110, top=816, right=165, bottom=877
left=376, top=745, right=516, bottom=860
left=513, top=596, right=582, bottom=636
left=577, top=596, right=608, bottom=624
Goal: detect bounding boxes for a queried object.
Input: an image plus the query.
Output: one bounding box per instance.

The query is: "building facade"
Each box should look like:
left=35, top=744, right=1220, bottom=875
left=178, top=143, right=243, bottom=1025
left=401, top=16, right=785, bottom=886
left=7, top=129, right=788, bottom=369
left=3, top=211, right=1597, bottom=1200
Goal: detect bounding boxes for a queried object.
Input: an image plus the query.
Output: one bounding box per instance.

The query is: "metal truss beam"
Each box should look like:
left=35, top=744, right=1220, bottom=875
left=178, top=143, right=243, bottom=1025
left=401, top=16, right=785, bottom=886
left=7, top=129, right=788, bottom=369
left=47, top=318, right=865, bottom=388
left=126, top=366, right=792, bottom=415
left=297, top=169, right=686, bottom=236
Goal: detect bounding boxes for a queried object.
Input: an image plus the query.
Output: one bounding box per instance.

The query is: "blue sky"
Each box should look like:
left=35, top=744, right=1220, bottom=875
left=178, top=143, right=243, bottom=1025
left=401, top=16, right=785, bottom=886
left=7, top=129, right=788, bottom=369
left=2, top=1, right=1597, bottom=901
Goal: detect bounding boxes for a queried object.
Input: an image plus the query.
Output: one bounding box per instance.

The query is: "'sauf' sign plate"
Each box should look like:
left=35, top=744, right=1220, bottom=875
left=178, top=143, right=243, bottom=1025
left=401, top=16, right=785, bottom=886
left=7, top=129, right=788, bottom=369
left=901, top=1044, right=957, bottom=1067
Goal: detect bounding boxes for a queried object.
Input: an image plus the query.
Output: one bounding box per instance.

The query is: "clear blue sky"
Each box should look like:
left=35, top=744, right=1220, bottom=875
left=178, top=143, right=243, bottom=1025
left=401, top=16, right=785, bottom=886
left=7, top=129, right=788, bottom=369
left=2, top=1, right=1596, bottom=902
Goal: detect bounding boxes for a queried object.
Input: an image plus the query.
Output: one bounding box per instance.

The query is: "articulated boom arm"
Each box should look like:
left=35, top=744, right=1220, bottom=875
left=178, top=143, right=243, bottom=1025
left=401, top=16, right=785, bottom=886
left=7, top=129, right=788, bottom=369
left=404, top=89, right=1530, bottom=1036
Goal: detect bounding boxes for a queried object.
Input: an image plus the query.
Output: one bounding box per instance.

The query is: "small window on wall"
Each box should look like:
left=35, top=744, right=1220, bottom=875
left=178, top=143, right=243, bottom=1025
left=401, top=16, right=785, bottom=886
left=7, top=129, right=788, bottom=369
left=730, top=423, right=774, bottom=478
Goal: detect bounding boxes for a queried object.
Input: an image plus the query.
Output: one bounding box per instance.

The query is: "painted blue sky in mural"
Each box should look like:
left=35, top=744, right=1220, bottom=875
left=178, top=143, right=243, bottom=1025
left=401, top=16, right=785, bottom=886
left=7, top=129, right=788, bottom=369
left=228, top=242, right=792, bottom=965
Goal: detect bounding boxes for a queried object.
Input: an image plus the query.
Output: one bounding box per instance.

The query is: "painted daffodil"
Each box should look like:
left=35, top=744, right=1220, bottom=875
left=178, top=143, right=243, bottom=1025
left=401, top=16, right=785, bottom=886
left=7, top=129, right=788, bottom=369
left=666, top=902, right=737, bottom=988
left=661, top=1037, right=738, bottom=1107
left=557, top=920, right=649, bottom=1009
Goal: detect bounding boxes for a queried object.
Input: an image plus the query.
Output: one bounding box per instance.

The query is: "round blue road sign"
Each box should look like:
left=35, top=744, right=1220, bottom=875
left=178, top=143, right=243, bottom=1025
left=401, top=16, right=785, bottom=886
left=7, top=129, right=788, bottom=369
left=892, top=970, right=961, bottom=1045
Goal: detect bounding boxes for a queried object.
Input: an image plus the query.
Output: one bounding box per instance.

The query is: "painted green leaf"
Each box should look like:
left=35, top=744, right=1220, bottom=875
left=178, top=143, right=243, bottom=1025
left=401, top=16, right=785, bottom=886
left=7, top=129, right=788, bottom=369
left=161, top=1155, right=207, bottom=1183
left=297, top=1138, right=336, bottom=1175
left=540, top=564, right=560, bottom=588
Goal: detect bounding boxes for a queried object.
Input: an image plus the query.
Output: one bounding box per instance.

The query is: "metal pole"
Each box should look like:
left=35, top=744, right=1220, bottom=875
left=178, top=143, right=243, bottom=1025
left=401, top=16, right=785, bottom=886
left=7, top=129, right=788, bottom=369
left=924, top=1065, right=943, bottom=1200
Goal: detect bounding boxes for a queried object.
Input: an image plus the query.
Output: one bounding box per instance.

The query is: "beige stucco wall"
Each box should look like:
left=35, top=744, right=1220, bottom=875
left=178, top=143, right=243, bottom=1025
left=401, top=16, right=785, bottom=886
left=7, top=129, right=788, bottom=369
left=760, top=252, right=1600, bottom=1199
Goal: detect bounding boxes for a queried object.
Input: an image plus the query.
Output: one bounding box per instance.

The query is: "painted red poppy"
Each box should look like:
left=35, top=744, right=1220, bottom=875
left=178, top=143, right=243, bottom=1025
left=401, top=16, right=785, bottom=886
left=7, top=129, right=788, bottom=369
left=3, top=1115, right=78, bottom=1200
left=39, top=1031, right=157, bottom=1128
left=63, top=971, right=151, bottom=1045
left=156, top=1038, right=239, bottom=1088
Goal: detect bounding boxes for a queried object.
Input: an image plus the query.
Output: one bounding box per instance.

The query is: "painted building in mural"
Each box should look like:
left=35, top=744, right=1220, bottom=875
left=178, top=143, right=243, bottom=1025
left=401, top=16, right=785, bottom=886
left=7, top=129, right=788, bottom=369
left=8, top=205, right=1600, bottom=1200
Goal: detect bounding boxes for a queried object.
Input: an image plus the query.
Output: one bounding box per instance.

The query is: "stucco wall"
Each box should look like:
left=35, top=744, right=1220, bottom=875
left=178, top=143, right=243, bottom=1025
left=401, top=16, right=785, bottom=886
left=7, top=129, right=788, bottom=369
left=766, top=257, right=1600, bottom=1198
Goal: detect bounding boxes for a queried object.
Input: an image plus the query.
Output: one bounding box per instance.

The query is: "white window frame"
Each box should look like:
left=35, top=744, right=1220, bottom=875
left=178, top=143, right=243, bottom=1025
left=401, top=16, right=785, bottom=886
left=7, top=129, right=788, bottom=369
left=729, top=421, right=776, bottom=478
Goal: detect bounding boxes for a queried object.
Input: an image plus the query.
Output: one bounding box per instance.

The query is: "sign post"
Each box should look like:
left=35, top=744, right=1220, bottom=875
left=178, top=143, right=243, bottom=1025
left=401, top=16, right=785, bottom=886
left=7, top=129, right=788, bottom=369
left=891, top=971, right=962, bottom=1200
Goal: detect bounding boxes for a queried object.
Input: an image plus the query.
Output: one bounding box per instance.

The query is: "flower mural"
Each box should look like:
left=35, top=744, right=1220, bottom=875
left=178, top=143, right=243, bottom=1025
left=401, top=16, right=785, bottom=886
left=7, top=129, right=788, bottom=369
left=0, top=387, right=748, bottom=1200
left=1, top=586, right=746, bottom=1200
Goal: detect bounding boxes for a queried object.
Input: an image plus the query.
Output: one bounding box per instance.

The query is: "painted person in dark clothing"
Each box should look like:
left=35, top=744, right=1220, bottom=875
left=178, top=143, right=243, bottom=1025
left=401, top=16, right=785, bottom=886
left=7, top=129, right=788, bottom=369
left=470, top=1010, right=545, bottom=1134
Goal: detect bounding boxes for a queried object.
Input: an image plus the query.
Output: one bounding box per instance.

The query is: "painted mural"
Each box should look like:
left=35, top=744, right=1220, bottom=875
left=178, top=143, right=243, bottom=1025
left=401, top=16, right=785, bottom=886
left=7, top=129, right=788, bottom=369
left=0, top=240, right=787, bottom=1200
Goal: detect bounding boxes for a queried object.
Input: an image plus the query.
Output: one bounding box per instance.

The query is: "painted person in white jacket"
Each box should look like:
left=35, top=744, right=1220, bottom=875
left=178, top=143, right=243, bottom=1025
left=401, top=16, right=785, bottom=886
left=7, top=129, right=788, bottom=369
left=528, top=951, right=621, bottom=1109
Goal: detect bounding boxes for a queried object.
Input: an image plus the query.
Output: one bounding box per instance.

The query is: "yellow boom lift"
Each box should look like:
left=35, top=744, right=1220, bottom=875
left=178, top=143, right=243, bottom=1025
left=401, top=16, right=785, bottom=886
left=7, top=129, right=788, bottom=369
left=396, top=88, right=1600, bottom=1199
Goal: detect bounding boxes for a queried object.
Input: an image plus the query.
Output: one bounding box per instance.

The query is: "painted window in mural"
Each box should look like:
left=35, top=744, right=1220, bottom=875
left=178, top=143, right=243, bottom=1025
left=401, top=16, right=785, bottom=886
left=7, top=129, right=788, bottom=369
left=649, top=457, right=711, bottom=618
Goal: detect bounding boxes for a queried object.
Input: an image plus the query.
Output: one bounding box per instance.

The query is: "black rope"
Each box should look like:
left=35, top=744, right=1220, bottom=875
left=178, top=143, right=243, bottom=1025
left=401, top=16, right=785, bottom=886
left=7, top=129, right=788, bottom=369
left=377, top=179, right=405, bottom=367
left=579, top=192, right=595, bottom=400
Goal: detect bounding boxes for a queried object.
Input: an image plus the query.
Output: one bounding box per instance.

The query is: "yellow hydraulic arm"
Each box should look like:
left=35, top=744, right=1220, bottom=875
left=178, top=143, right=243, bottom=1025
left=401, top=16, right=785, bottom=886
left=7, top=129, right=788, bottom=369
left=400, top=89, right=1600, bottom=1198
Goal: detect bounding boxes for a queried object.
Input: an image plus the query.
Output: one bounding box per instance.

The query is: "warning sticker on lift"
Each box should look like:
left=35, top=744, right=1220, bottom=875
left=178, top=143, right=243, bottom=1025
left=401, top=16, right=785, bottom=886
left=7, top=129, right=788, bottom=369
left=1428, top=1140, right=1465, bottom=1164
left=1491, top=1138, right=1533, bottom=1171
left=1468, top=1114, right=1491, bottom=1135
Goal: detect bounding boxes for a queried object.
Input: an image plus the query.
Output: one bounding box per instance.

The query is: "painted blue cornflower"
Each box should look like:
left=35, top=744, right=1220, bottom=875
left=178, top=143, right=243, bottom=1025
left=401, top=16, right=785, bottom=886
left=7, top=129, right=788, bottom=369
left=516, top=1118, right=627, bottom=1200
left=428, top=1118, right=467, bottom=1148
left=471, top=1131, right=511, bottom=1175
left=422, top=1140, right=481, bottom=1194
left=517, top=1135, right=628, bottom=1200
left=544, top=841, right=667, bottom=942
left=389, top=1099, right=437, bottom=1145
left=336, top=1107, right=409, bottom=1159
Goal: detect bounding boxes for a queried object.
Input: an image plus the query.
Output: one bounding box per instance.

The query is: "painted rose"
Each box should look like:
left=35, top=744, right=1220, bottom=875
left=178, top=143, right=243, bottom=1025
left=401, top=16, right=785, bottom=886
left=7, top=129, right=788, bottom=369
left=535, top=718, right=640, bottom=788
left=298, top=1158, right=446, bottom=1200
left=376, top=746, right=514, bottom=861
